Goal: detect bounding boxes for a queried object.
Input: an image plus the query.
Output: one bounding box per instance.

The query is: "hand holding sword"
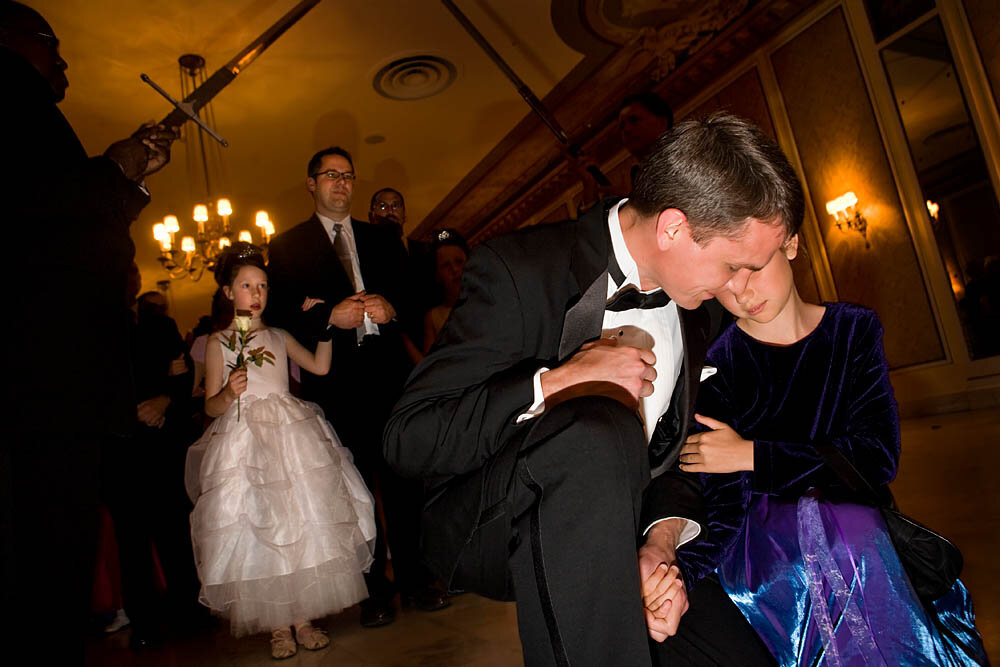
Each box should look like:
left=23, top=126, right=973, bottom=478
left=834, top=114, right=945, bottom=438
left=104, top=122, right=179, bottom=182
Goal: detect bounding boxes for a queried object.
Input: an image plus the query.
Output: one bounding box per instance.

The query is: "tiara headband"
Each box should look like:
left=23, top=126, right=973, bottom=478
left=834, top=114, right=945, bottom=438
left=215, top=242, right=264, bottom=285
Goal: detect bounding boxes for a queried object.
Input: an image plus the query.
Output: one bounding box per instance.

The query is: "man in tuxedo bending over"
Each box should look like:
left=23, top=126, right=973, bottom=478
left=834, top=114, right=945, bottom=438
left=267, top=147, right=447, bottom=627
left=384, top=114, right=803, bottom=666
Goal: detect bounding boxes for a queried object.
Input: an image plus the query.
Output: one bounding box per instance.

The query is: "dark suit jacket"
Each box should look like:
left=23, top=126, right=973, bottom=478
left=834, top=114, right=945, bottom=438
left=383, top=200, right=724, bottom=596
left=266, top=215, right=413, bottom=446
left=4, top=48, right=150, bottom=436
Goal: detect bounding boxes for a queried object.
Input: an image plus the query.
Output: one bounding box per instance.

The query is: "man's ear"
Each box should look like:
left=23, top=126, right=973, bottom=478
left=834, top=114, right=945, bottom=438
left=784, top=233, right=800, bottom=260
left=655, top=208, right=687, bottom=251
left=306, top=177, right=316, bottom=194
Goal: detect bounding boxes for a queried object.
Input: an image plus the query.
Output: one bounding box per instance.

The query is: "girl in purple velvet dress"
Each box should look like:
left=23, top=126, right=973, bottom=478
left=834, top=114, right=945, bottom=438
left=674, top=234, right=988, bottom=666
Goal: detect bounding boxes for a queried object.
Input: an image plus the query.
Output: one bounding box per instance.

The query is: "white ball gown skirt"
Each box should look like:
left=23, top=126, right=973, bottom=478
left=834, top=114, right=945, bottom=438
left=185, top=392, right=376, bottom=636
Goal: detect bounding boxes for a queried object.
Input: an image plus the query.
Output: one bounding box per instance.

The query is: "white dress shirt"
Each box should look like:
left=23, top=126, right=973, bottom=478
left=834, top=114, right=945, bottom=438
left=519, top=199, right=699, bottom=544
left=317, top=212, right=378, bottom=337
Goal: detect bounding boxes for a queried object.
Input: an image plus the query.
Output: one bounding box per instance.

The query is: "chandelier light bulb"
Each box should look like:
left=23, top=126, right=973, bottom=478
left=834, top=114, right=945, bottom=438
left=255, top=210, right=270, bottom=227
left=181, top=236, right=196, bottom=253
left=163, top=215, right=180, bottom=233
left=217, top=198, right=233, bottom=217
left=263, top=220, right=275, bottom=236
left=238, top=230, right=253, bottom=243
left=193, top=204, right=209, bottom=223
left=153, top=222, right=167, bottom=241
left=219, top=237, right=231, bottom=249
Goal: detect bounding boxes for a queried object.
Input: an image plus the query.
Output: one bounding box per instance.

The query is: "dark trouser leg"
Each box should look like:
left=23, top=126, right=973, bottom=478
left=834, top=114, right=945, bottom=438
left=4, top=432, right=102, bottom=665
left=332, top=411, right=394, bottom=603
left=105, top=433, right=162, bottom=634
left=379, top=463, right=436, bottom=594
left=652, top=574, right=775, bottom=666
left=505, top=397, right=654, bottom=667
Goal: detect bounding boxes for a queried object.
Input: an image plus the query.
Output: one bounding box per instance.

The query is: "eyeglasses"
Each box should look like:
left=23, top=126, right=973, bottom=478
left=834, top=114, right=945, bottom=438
left=31, top=31, right=60, bottom=51
left=3, top=29, right=61, bottom=51
left=372, top=201, right=403, bottom=213
left=311, top=169, right=356, bottom=183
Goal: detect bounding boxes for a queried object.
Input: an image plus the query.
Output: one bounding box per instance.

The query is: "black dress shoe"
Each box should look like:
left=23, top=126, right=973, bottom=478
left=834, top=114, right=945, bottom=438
left=359, top=598, right=396, bottom=627
left=404, top=585, right=451, bottom=612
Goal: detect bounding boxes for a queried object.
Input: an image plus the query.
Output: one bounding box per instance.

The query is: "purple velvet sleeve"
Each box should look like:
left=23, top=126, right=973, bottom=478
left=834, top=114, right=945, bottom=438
left=676, top=366, right=752, bottom=587
left=752, top=312, right=900, bottom=497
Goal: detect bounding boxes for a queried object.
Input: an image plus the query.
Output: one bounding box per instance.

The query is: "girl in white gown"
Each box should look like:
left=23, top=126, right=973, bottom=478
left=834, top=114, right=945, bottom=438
left=185, top=244, right=376, bottom=659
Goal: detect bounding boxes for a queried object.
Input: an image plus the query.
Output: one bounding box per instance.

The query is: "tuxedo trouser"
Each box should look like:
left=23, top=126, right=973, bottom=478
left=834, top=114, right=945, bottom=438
left=103, top=426, right=202, bottom=631
left=322, top=338, right=435, bottom=601
left=2, top=431, right=103, bottom=666
left=501, top=397, right=774, bottom=667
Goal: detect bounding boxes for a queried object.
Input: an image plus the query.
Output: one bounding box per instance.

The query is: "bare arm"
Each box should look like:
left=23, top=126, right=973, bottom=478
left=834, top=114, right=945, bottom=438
left=204, top=336, right=246, bottom=417
left=283, top=330, right=332, bottom=376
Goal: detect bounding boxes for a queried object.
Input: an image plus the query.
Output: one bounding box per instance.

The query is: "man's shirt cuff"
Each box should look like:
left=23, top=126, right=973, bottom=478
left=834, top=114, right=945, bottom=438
left=642, top=517, right=702, bottom=548
left=515, top=367, right=550, bottom=423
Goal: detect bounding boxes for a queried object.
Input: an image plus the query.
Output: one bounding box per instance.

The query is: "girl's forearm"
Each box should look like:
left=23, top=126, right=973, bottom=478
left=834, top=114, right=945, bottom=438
left=205, top=386, right=235, bottom=417
left=313, top=340, right=332, bottom=375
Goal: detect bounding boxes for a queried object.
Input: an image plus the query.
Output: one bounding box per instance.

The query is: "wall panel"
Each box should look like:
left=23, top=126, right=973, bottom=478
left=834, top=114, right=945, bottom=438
left=771, top=8, right=944, bottom=368
left=962, top=0, right=1000, bottom=107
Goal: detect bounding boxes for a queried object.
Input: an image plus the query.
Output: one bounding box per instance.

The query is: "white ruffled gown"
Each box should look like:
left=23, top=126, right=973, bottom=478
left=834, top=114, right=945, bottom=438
left=185, top=328, right=376, bottom=636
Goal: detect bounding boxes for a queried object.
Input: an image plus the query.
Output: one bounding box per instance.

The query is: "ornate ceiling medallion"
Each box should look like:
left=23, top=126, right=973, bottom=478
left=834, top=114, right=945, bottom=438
left=583, top=0, right=750, bottom=80
left=372, top=55, right=458, bottom=101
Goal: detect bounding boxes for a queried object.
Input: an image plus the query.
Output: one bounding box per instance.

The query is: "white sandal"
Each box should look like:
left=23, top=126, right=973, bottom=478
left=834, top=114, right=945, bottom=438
left=295, top=622, right=330, bottom=650
left=270, top=627, right=297, bottom=660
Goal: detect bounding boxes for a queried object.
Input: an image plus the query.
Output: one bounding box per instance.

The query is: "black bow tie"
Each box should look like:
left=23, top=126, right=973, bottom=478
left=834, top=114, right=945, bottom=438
left=605, top=286, right=671, bottom=312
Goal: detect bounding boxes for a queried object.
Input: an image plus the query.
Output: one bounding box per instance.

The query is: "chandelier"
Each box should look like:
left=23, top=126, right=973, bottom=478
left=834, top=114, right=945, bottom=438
left=150, top=53, right=275, bottom=282
left=152, top=202, right=274, bottom=281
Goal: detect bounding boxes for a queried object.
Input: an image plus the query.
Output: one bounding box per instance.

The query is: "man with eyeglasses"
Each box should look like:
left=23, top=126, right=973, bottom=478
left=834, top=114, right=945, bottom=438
left=369, top=187, right=406, bottom=239
left=268, top=147, right=447, bottom=628
left=2, top=1, right=179, bottom=663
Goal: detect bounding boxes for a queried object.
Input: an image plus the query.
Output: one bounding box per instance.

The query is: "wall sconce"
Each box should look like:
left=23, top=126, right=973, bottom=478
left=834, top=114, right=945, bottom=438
left=926, top=199, right=939, bottom=222
left=825, top=191, right=869, bottom=247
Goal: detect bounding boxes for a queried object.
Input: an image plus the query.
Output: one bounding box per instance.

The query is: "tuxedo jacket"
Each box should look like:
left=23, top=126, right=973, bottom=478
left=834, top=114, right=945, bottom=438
left=4, top=48, right=150, bottom=436
left=383, top=200, right=725, bottom=592
left=266, top=215, right=412, bottom=432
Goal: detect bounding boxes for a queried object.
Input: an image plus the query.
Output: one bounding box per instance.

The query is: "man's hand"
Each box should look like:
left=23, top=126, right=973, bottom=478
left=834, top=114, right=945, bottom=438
left=168, top=354, right=187, bottom=376
left=104, top=122, right=178, bottom=182
left=329, top=292, right=367, bottom=329
left=362, top=293, right=396, bottom=324
left=135, top=122, right=178, bottom=176
left=638, top=519, right=690, bottom=642
left=137, top=395, right=171, bottom=429
left=679, top=414, right=754, bottom=473
left=540, top=338, right=656, bottom=410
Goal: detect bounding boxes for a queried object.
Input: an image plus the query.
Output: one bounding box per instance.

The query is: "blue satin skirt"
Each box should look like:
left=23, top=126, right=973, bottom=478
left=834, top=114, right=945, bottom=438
left=718, top=492, right=989, bottom=666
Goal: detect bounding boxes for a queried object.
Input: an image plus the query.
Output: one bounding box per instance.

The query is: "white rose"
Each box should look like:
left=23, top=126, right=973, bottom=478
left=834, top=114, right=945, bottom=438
left=234, top=313, right=252, bottom=333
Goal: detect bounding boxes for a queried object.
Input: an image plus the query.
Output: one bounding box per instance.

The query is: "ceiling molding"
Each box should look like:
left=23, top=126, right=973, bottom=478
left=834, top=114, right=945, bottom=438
left=412, top=0, right=818, bottom=243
